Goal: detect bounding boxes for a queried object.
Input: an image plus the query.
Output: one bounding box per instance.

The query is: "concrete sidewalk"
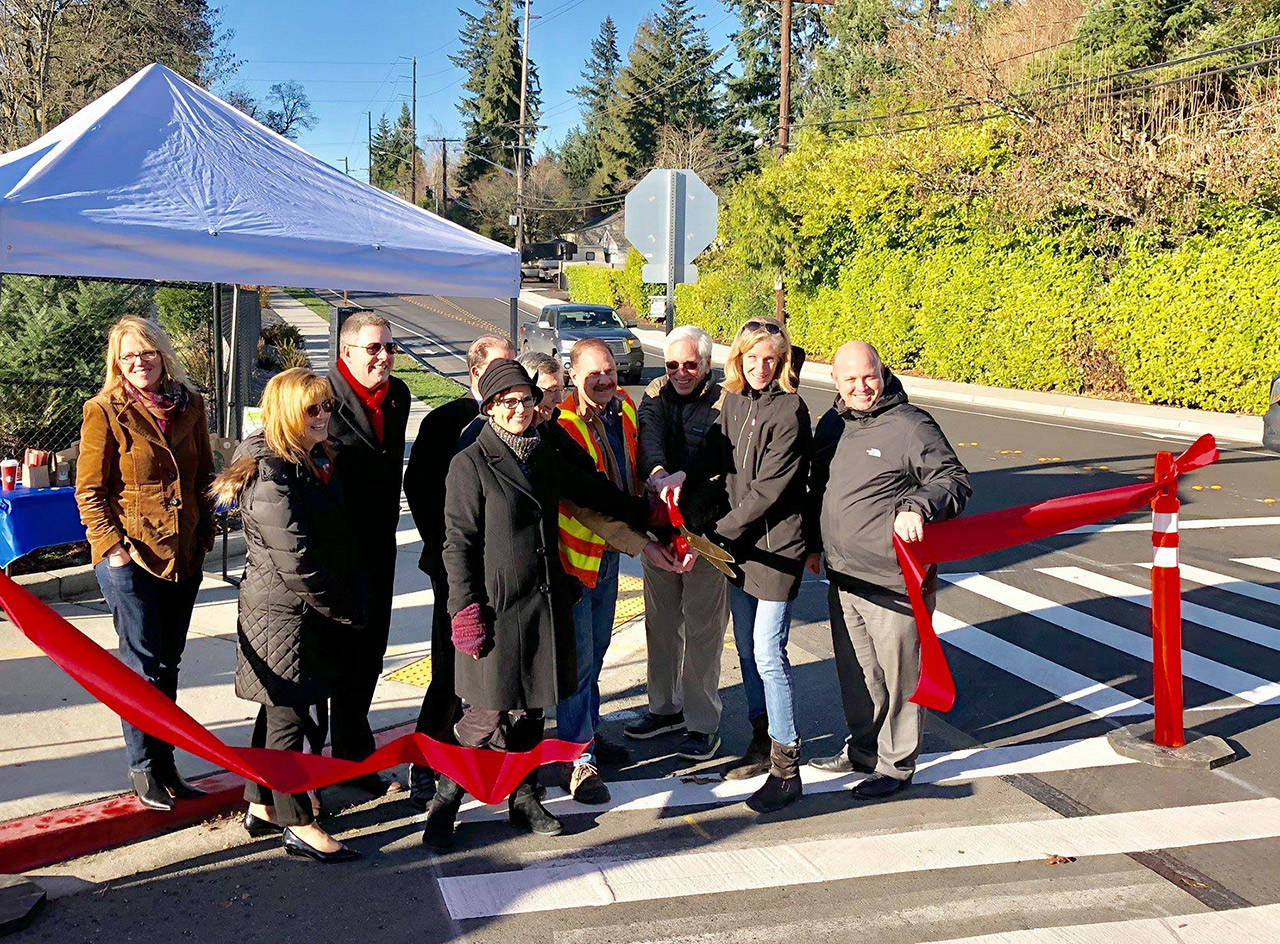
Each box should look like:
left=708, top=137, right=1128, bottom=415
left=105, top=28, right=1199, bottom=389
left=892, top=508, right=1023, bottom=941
left=0, top=291, right=648, bottom=872
left=520, top=287, right=1265, bottom=445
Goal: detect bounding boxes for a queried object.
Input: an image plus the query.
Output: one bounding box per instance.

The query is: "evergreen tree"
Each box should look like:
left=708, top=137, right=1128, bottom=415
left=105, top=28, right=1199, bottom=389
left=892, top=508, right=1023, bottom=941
left=453, top=0, right=541, bottom=191
left=806, top=0, right=905, bottom=122
left=563, top=17, right=621, bottom=193
left=370, top=114, right=397, bottom=190
left=598, top=0, right=724, bottom=190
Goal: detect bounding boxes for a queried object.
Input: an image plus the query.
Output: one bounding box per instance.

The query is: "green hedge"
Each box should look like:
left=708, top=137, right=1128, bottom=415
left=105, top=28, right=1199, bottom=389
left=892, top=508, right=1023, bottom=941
left=564, top=249, right=657, bottom=315
left=583, top=128, right=1280, bottom=416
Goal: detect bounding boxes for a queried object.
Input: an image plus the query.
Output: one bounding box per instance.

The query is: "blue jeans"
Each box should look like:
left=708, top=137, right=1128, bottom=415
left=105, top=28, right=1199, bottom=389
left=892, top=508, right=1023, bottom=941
left=95, top=560, right=201, bottom=772
left=556, top=551, right=620, bottom=768
left=729, top=583, right=798, bottom=746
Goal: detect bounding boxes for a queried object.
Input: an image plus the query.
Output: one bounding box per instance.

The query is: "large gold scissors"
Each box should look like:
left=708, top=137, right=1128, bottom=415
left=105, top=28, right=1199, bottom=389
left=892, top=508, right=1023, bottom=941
left=665, top=494, right=736, bottom=578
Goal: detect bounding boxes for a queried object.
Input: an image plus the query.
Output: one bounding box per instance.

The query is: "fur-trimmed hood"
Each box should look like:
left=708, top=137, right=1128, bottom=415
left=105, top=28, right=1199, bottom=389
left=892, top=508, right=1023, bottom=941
left=209, top=434, right=272, bottom=511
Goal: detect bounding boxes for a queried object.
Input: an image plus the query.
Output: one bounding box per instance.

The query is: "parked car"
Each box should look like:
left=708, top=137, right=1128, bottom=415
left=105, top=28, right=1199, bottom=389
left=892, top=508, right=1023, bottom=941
left=520, top=304, right=645, bottom=385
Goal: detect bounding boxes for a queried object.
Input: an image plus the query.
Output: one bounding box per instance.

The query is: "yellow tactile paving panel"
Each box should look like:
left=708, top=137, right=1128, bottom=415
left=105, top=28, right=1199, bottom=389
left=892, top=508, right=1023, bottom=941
left=385, top=655, right=432, bottom=688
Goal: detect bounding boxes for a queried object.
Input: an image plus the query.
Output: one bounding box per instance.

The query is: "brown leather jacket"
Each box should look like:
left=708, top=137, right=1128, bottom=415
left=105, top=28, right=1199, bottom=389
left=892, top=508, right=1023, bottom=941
left=75, top=389, right=216, bottom=581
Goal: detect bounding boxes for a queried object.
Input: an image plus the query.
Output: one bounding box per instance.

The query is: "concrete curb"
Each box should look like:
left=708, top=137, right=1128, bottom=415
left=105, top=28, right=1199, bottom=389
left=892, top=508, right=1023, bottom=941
left=0, top=721, right=416, bottom=875
left=623, top=324, right=1265, bottom=446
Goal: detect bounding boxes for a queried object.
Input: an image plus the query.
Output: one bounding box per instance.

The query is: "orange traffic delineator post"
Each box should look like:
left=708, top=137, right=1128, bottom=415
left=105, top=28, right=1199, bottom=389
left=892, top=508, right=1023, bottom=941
left=1150, top=451, right=1185, bottom=749
left=1108, top=450, right=1235, bottom=769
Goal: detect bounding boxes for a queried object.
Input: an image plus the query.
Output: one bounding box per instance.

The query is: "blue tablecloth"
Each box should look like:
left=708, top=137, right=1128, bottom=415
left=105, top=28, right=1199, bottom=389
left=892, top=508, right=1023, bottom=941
left=0, top=485, right=86, bottom=568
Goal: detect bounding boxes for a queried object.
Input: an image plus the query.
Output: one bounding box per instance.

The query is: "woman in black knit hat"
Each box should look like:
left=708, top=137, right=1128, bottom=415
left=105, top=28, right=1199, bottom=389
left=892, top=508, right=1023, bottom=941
left=423, top=360, right=655, bottom=851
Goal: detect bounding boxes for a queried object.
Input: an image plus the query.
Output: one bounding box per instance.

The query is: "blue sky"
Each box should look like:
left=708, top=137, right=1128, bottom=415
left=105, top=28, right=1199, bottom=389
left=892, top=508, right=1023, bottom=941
left=217, top=0, right=738, bottom=181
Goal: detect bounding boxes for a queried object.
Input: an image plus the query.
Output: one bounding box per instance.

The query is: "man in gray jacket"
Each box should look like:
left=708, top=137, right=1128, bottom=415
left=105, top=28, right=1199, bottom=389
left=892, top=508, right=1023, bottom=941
left=807, top=340, right=970, bottom=800
left=624, top=326, right=729, bottom=761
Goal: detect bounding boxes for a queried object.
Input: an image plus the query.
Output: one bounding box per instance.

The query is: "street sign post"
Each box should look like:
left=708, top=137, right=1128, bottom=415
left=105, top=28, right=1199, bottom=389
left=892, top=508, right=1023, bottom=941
left=625, top=168, right=718, bottom=332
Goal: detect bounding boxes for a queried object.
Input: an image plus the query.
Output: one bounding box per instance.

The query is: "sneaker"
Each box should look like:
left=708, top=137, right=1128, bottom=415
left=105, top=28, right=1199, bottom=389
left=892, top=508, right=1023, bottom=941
left=408, top=764, right=436, bottom=812
left=623, top=711, right=686, bottom=740
left=568, top=764, right=611, bottom=804
left=592, top=731, right=632, bottom=766
left=675, top=731, right=721, bottom=761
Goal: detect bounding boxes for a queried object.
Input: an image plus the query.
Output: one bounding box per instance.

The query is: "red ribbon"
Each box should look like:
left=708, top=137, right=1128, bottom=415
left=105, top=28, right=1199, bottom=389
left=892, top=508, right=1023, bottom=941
left=896, top=434, right=1218, bottom=712
left=0, top=576, right=585, bottom=804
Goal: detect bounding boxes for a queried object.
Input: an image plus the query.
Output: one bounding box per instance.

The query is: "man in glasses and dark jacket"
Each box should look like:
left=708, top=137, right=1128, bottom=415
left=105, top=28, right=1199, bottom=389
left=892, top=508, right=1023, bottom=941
left=326, top=310, right=412, bottom=796
left=625, top=326, right=730, bottom=763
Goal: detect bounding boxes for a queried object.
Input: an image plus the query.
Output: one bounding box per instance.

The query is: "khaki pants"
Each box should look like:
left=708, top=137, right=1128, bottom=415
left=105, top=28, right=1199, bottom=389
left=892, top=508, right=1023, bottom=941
left=641, top=555, right=729, bottom=735
left=828, top=579, right=933, bottom=781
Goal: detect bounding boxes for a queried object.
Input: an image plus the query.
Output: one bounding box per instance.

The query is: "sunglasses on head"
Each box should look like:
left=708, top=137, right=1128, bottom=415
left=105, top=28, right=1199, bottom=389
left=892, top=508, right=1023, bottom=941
left=665, top=359, right=700, bottom=372
left=304, top=399, right=334, bottom=418
left=350, top=341, right=398, bottom=356
left=743, top=320, right=782, bottom=335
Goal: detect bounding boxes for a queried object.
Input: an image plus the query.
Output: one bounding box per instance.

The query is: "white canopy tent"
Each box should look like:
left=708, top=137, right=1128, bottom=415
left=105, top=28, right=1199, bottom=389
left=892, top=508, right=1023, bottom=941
left=0, top=63, right=518, bottom=297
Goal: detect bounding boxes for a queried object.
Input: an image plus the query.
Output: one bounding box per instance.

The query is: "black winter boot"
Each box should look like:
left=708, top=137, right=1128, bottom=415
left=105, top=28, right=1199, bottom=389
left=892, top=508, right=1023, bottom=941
left=422, top=776, right=464, bottom=852
left=509, top=778, right=563, bottom=836
left=746, top=741, right=802, bottom=814
left=724, top=714, right=771, bottom=781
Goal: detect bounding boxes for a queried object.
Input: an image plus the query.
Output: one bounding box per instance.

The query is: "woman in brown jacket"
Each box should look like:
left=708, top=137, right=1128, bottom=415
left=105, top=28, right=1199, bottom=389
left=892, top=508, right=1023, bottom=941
left=75, top=316, right=215, bottom=811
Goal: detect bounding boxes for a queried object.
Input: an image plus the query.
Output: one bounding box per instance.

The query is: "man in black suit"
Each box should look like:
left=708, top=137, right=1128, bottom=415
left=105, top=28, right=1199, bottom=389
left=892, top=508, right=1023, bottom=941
left=403, top=334, right=514, bottom=807
left=327, top=311, right=412, bottom=796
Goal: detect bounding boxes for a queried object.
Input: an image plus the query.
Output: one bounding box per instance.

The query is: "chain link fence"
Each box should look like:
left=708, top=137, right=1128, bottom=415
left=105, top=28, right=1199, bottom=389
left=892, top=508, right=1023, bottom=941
left=0, top=276, right=219, bottom=458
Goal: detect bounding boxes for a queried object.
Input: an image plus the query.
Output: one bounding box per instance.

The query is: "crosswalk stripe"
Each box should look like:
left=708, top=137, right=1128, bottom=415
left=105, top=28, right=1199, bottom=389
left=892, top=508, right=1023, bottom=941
left=943, top=574, right=1280, bottom=706
left=1064, top=516, right=1280, bottom=535
left=437, top=797, right=1280, bottom=919
left=1039, top=566, right=1280, bottom=652
left=458, top=736, right=1133, bottom=823
left=1140, top=562, right=1280, bottom=607
left=927, top=902, right=1280, bottom=943
left=1236, top=556, right=1280, bottom=576
left=934, top=612, right=1150, bottom=719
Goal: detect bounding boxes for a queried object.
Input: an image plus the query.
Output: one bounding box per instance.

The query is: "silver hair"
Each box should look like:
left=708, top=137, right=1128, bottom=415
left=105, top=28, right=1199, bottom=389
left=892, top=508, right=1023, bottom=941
left=518, top=349, right=561, bottom=380
left=664, top=325, right=712, bottom=364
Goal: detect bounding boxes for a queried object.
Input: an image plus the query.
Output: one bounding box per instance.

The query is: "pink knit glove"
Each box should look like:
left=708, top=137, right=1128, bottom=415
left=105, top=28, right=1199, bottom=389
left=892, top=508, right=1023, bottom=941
left=451, top=603, right=493, bottom=659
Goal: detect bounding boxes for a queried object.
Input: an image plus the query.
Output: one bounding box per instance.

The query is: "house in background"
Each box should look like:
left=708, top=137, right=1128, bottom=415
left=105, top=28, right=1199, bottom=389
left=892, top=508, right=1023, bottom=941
left=562, top=208, right=629, bottom=268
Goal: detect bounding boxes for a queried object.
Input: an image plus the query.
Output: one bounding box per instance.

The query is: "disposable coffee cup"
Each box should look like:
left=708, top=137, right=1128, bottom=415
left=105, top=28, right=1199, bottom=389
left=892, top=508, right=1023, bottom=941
left=1, top=459, right=18, bottom=491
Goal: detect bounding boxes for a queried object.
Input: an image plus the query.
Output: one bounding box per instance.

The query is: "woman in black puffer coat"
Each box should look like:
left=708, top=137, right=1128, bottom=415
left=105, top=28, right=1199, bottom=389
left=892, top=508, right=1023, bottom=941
left=211, top=367, right=362, bottom=864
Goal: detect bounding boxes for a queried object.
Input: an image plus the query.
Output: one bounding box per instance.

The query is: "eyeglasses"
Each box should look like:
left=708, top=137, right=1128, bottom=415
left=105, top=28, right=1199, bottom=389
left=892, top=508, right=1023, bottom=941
left=495, top=395, right=536, bottom=411
left=348, top=341, right=398, bottom=357
left=119, top=350, right=160, bottom=365
left=665, top=359, right=700, bottom=373
left=743, top=320, right=783, bottom=336
left=304, top=399, right=334, bottom=418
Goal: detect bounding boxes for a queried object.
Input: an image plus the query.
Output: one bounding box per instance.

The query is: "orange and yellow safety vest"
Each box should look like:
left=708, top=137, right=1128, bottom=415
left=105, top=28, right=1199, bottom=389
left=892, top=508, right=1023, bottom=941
left=556, top=391, right=639, bottom=588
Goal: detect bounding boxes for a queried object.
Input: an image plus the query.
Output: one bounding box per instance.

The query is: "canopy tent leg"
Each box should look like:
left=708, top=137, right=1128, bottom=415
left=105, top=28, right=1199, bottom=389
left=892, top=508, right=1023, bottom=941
left=212, top=283, right=226, bottom=436
left=509, top=297, right=518, bottom=347
left=226, top=285, right=239, bottom=439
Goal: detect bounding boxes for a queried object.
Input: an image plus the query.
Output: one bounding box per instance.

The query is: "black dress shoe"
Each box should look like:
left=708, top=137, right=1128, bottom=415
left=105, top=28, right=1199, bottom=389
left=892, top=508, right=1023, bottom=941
left=158, top=769, right=208, bottom=800
left=852, top=774, right=912, bottom=801
left=282, top=827, right=361, bottom=863
left=242, top=811, right=284, bottom=838
left=591, top=732, right=631, bottom=766
left=129, top=770, right=175, bottom=811
left=809, top=752, right=876, bottom=775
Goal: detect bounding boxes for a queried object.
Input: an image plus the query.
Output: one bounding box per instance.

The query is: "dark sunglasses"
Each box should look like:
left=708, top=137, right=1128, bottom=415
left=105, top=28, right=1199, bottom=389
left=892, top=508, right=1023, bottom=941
left=304, top=399, right=334, bottom=418
left=350, top=341, right=398, bottom=356
left=665, top=359, right=700, bottom=372
left=743, top=320, right=783, bottom=335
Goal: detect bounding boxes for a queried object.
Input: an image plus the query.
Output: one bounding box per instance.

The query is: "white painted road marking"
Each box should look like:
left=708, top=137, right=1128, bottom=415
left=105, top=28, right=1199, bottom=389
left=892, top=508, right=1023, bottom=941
left=457, top=736, right=1133, bottom=822
left=934, top=612, right=1150, bottom=719
left=438, top=798, right=1280, bottom=919
left=1237, top=556, right=1280, bottom=576
left=1064, top=516, right=1280, bottom=534
left=929, top=902, right=1280, bottom=943
left=943, top=573, right=1280, bottom=705
left=1039, top=566, right=1280, bottom=652
left=1141, top=561, right=1280, bottom=607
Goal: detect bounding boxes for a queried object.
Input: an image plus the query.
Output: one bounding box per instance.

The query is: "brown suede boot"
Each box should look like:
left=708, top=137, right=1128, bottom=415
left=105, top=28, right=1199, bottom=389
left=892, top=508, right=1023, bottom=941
left=724, top=714, right=771, bottom=781
left=746, top=740, right=802, bottom=813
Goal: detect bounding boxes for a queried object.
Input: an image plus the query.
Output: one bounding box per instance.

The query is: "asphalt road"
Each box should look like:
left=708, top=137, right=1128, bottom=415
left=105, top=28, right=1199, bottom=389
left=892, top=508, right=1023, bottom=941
left=24, top=288, right=1280, bottom=943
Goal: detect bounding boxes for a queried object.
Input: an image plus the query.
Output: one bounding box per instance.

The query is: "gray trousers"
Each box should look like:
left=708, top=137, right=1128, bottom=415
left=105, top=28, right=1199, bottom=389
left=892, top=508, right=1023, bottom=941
left=828, top=579, right=934, bottom=781
left=642, top=554, right=729, bottom=735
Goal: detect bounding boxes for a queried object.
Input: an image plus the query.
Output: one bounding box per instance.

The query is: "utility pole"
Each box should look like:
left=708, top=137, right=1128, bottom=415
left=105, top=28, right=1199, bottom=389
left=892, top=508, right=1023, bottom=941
left=775, top=0, right=835, bottom=321
left=512, top=0, right=533, bottom=344
left=420, top=137, right=462, bottom=215
left=367, top=111, right=373, bottom=185
left=342, top=156, right=349, bottom=175
left=410, top=57, right=418, bottom=206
